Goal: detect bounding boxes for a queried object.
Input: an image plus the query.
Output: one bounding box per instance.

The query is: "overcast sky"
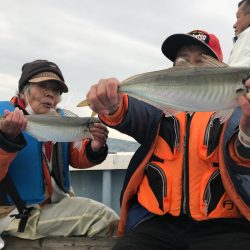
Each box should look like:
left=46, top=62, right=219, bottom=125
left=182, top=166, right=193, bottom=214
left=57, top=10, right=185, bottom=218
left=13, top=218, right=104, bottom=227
left=0, top=0, right=239, bottom=139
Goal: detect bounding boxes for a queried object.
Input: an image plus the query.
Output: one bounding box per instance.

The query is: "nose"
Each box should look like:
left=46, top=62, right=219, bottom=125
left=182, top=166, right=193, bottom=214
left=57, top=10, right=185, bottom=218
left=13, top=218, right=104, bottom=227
left=188, top=57, right=198, bottom=65
left=44, top=89, right=54, bottom=98
left=189, top=59, right=195, bottom=65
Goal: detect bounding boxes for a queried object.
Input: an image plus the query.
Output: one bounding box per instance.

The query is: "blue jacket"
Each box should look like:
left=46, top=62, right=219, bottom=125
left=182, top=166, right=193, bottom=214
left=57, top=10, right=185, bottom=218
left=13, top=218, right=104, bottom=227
left=0, top=101, right=70, bottom=205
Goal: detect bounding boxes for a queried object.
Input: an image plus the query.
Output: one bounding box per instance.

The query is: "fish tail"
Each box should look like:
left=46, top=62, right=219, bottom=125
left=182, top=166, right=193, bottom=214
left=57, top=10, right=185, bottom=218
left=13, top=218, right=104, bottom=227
left=77, top=99, right=90, bottom=107
left=77, top=100, right=97, bottom=117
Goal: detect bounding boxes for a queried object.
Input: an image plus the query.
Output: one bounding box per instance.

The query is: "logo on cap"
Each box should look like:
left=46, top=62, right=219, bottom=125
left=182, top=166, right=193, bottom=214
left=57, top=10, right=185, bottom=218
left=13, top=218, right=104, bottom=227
left=49, top=64, right=57, bottom=68
left=188, top=30, right=209, bottom=44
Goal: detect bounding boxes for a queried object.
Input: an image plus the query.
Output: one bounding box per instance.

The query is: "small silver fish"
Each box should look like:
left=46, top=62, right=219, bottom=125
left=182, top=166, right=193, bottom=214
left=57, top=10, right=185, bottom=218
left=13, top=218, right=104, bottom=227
left=78, top=55, right=250, bottom=122
left=0, top=115, right=99, bottom=142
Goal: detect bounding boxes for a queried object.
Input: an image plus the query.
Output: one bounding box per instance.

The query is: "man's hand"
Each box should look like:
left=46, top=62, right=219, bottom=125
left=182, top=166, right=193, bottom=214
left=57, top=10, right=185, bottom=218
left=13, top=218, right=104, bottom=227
left=0, top=108, right=27, bottom=140
left=86, top=78, right=123, bottom=116
left=90, top=123, right=109, bottom=152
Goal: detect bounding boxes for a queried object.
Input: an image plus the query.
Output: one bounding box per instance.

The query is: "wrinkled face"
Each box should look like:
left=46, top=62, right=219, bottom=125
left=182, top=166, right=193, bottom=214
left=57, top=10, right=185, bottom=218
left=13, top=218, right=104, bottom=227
left=21, top=81, right=61, bottom=114
left=233, top=2, right=250, bottom=36
left=175, top=45, right=211, bottom=66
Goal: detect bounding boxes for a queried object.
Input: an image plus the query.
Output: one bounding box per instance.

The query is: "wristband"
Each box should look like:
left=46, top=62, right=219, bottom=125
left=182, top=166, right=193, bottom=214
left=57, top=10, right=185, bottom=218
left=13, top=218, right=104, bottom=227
left=238, top=126, right=250, bottom=148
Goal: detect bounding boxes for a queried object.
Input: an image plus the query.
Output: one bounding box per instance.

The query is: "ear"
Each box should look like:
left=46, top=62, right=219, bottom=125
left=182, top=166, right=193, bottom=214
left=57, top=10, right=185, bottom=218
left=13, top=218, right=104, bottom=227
left=19, top=91, right=28, bottom=106
left=20, top=91, right=25, bottom=99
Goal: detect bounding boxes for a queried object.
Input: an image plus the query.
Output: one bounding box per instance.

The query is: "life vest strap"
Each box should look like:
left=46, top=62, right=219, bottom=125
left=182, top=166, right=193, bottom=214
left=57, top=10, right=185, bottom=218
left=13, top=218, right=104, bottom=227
left=0, top=174, right=33, bottom=232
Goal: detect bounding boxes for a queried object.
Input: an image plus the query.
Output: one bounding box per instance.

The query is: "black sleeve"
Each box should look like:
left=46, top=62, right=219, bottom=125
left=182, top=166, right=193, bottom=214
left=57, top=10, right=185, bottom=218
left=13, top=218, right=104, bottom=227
left=235, top=137, right=250, bottom=159
left=0, top=131, right=27, bottom=152
left=101, top=96, right=163, bottom=145
left=85, top=140, right=108, bottom=164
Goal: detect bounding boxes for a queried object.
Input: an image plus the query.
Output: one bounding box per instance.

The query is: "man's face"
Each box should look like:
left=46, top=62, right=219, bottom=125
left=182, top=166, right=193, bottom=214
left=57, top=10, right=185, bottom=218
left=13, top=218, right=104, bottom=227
left=175, top=45, right=211, bottom=66
left=233, top=2, right=250, bottom=37
left=21, top=80, right=61, bottom=114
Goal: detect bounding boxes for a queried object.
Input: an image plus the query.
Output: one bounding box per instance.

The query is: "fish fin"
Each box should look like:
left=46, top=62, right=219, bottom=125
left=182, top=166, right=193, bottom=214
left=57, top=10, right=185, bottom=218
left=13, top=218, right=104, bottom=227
left=187, top=111, right=194, bottom=116
left=213, top=109, right=234, bottom=123
left=201, top=54, right=228, bottom=67
left=76, top=100, right=98, bottom=117
left=77, top=99, right=90, bottom=107
left=174, top=58, right=195, bottom=68
left=159, top=106, right=181, bottom=117
left=133, top=97, right=182, bottom=117
left=62, top=109, right=79, bottom=117
left=72, top=141, right=83, bottom=151
left=164, top=110, right=181, bottom=117
left=131, top=95, right=181, bottom=116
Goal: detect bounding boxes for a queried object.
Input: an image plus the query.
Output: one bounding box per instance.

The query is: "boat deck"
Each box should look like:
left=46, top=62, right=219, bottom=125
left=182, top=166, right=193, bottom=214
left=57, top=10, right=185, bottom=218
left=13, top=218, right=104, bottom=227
left=3, top=236, right=118, bottom=250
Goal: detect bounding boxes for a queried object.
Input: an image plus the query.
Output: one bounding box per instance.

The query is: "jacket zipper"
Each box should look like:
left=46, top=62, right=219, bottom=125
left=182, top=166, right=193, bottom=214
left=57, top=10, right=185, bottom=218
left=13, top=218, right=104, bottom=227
left=204, top=114, right=215, bottom=147
left=147, top=163, right=167, bottom=197
left=203, top=169, right=220, bottom=215
left=181, top=113, right=193, bottom=215
left=172, top=116, right=180, bottom=150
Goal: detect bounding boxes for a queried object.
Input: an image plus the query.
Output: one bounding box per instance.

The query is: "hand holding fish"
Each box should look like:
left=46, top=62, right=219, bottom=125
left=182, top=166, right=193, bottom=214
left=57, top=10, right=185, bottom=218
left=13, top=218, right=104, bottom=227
left=0, top=108, right=27, bottom=140
left=89, top=123, right=109, bottom=152
left=78, top=55, right=250, bottom=123
left=86, top=78, right=123, bottom=116
left=239, top=78, right=250, bottom=140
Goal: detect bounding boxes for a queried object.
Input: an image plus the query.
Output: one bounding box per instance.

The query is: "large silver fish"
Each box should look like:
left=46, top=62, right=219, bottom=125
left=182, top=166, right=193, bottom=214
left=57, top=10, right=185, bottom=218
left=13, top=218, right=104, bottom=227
left=0, top=114, right=99, bottom=142
left=78, top=55, right=250, bottom=122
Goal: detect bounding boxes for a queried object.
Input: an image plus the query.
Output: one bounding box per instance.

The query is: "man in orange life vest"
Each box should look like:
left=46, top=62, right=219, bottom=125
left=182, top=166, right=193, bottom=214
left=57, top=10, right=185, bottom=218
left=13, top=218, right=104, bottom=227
left=85, top=30, right=250, bottom=249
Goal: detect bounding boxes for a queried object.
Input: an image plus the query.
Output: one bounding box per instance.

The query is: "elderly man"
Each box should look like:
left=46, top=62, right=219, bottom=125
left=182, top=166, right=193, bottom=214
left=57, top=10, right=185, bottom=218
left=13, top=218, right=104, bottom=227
left=0, top=60, right=119, bottom=240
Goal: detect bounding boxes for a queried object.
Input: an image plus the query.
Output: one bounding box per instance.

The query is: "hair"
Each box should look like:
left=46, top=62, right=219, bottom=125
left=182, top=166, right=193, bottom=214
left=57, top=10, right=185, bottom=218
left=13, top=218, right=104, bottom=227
left=16, top=83, right=62, bottom=104
left=16, top=83, right=31, bottom=98
left=238, top=0, right=250, bottom=14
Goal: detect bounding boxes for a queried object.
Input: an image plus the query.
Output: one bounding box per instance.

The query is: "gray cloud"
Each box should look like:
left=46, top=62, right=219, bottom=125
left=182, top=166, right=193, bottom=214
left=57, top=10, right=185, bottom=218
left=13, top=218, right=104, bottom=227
left=0, top=0, right=238, bottom=110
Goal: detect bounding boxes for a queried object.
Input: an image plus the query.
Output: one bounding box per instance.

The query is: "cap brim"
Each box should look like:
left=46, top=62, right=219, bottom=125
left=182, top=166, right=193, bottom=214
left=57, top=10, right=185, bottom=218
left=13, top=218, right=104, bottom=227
left=161, top=34, right=219, bottom=62
left=29, top=76, right=68, bottom=93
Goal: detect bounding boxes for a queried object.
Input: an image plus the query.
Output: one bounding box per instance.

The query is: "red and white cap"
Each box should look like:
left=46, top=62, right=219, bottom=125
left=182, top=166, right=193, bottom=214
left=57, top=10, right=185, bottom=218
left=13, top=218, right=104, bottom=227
left=161, top=29, right=223, bottom=62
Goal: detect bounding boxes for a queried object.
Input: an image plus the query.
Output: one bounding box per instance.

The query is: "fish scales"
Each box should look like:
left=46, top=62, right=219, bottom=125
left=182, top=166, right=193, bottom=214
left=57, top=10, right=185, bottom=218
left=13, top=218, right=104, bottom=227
left=76, top=55, right=250, bottom=122
left=0, top=115, right=99, bottom=142
left=119, top=66, right=249, bottom=112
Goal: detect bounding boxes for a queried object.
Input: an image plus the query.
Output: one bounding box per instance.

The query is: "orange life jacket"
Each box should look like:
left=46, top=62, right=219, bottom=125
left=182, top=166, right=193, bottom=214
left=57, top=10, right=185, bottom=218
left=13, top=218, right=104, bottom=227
left=137, top=112, right=241, bottom=220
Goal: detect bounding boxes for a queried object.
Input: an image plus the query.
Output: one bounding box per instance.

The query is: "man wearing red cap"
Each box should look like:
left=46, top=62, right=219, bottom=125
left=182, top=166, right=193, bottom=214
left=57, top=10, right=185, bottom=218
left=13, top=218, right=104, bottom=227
left=85, top=30, right=250, bottom=249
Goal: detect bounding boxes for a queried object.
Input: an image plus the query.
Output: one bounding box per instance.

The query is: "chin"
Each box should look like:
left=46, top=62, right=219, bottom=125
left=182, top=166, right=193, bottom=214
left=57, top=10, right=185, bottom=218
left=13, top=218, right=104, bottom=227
left=37, top=108, right=51, bottom=114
